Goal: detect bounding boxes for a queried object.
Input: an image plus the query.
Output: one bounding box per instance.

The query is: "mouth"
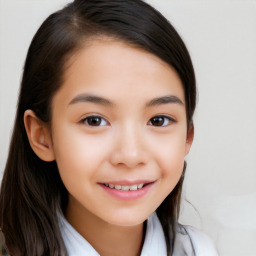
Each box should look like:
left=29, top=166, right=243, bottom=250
left=102, top=183, right=147, bottom=191
left=99, top=181, right=155, bottom=200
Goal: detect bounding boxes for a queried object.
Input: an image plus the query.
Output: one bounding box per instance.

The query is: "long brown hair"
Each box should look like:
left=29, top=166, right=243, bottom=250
left=0, top=0, right=196, bottom=255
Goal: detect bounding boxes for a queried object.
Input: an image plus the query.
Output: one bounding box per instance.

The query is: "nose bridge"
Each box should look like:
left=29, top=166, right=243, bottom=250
left=110, top=121, right=147, bottom=168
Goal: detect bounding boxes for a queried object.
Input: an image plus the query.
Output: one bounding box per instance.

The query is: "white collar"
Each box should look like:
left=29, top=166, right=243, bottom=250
left=59, top=212, right=167, bottom=256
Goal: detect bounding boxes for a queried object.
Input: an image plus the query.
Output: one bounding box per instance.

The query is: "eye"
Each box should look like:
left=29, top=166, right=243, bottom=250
left=148, top=115, right=174, bottom=127
left=81, top=116, right=108, bottom=126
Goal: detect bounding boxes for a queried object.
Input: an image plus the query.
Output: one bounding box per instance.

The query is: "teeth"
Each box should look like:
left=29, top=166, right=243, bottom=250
left=121, top=185, right=129, bottom=191
left=114, top=185, right=122, bottom=190
left=130, top=185, right=138, bottom=191
left=138, top=184, right=143, bottom=189
left=105, top=183, right=145, bottom=191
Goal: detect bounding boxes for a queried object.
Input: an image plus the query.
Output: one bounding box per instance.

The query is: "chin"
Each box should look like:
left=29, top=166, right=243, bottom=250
left=104, top=210, right=151, bottom=227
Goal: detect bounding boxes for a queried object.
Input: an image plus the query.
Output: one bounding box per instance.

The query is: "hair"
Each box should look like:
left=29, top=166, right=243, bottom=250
left=0, top=0, right=196, bottom=255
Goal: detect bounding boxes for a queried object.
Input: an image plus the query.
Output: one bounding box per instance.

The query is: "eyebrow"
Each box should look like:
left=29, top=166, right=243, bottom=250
left=69, top=93, right=184, bottom=108
left=69, top=93, right=115, bottom=107
left=146, top=95, right=184, bottom=107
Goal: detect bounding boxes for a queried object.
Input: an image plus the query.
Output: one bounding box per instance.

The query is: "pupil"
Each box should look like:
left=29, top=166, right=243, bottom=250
left=152, top=117, right=164, bottom=126
left=88, top=117, right=101, bottom=126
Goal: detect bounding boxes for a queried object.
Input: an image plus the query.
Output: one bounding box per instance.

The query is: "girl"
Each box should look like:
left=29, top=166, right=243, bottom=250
left=0, top=0, right=218, bottom=255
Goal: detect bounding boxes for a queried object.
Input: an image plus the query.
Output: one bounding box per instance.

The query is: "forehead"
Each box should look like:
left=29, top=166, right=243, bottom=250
left=55, top=39, right=185, bottom=106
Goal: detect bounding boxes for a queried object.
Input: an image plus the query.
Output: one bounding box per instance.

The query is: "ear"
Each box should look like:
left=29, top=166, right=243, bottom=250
left=24, top=110, right=55, bottom=162
left=185, top=123, right=194, bottom=155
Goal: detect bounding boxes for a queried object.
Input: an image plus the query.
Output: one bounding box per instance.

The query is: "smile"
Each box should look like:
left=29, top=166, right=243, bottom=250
left=103, top=183, right=144, bottom=191
left=99, top=181, right=155, bottom=201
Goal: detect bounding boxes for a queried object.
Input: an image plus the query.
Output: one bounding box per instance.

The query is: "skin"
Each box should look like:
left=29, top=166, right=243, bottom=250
left=24, top=40, right=193, bottom=256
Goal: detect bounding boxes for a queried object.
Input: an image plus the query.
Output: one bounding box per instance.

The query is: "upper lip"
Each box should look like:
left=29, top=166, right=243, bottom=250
left=99, top=180, right=155, bottom=185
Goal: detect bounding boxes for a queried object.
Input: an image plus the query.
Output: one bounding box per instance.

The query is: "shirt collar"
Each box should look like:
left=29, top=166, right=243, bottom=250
left=140, top=212, right=167, bottom=256
left=59, top=212, right=167, bottom=256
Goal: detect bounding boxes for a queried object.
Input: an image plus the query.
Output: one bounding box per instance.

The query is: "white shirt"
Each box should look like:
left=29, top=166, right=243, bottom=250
left=59, top=212, right=218, bottom=256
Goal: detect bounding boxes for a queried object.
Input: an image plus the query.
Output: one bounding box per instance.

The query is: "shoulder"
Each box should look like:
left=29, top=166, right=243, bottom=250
left=173, top=224, right=219, bottom=256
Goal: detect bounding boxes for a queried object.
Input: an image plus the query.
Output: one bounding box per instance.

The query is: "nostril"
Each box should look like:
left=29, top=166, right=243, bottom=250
left=109, top=151, right=147, bottom=169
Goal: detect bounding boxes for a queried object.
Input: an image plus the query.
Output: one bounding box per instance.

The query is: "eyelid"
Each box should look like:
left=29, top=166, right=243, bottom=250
left=148, top=115, right=176, bottom=127
left=79, top=114, right=109, bottom=127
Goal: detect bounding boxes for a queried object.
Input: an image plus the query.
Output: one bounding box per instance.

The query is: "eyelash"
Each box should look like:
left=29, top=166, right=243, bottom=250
left=80, top=115, right=175, bottom=127
left=148, top=115, right=175, bottom=127
left=80, top=115, right=108, bottom=127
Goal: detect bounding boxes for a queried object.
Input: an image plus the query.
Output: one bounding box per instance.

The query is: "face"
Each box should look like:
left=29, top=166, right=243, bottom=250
left=50, top=40, right=193, bottom=227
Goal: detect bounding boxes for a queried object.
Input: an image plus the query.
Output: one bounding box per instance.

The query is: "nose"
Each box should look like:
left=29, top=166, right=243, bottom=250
left=109, top=124, right=148, bottom=169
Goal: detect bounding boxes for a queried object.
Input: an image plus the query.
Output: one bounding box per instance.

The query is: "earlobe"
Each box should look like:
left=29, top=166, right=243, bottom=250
left=185, top=123, right=194, bottom=155
left=24, top=110, right=55, bottom=162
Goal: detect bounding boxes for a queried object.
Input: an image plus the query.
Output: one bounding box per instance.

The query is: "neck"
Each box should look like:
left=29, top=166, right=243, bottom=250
left=65, top=199, right=145, bottom=256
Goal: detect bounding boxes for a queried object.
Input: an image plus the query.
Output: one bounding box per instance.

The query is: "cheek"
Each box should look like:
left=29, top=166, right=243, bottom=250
left=153, top=132, right=187, bottom=179
left=51, top=126, right=112, bottom=178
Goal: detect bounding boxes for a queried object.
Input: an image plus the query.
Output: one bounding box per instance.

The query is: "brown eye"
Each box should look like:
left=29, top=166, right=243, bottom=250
left=149, top=116, right=173, bottom=127
left=82, top=116, right=108, bottom=126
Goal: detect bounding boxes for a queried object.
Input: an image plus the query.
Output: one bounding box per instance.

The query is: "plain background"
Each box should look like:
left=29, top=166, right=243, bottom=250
left=0, top=0, right=255, bottom=255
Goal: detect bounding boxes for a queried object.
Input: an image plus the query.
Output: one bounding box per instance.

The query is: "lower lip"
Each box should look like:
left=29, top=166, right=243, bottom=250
left=99, top=183, right=154, bottom=201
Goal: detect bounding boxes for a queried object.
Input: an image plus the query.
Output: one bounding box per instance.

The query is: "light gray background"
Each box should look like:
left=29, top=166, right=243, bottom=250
left=0, top=0, right=255, bottom=255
